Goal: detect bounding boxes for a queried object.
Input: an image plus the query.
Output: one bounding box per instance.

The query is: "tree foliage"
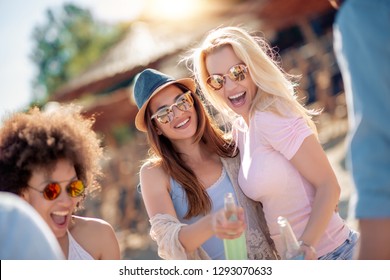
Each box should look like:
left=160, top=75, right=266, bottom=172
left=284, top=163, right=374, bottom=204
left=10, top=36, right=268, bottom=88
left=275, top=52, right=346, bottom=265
left=30, top=3, right=127, bottom=102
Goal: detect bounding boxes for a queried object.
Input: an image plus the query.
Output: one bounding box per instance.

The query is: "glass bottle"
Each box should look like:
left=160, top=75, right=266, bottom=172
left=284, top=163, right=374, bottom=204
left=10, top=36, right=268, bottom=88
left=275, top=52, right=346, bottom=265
left=223, top=193, right=247, bottom=260
left=277, top=216, right=305, bottom=260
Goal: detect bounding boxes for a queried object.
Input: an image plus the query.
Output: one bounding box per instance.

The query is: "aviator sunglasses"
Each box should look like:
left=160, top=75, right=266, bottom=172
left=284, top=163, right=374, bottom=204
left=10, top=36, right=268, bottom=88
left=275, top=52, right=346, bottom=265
left=28, top=179, right=85, bottom=201
left=206, top=64, right=248, bottom=90
left=151, top=91, right=194, bottom=124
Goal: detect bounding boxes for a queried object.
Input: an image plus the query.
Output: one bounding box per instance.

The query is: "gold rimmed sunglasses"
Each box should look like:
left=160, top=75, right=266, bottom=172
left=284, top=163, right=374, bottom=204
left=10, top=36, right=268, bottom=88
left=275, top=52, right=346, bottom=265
left=28, top=179, right=85, bottom=201
left=150, top=91, right=194, bottom=124
left=206, top=64, right=248, bottom=90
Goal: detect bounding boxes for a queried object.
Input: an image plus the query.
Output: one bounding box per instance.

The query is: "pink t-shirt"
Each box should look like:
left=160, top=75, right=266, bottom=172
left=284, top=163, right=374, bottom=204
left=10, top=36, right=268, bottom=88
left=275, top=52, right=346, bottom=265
left=234, top=111, right=349, bottom=258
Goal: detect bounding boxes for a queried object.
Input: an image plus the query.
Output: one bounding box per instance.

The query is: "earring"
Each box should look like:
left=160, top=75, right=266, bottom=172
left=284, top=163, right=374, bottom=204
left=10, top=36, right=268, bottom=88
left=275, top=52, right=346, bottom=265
left=76, top=193, right=86, bottom=209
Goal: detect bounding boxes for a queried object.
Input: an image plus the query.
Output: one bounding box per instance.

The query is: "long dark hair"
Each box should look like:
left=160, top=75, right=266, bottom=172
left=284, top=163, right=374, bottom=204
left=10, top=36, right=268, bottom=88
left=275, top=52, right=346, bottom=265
left=144, top=84, right=236, bottom=219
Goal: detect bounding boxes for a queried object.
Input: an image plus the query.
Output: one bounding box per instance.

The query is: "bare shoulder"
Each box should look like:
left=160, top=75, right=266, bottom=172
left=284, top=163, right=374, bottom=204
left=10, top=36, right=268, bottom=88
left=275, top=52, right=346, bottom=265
left=72, top=215, right=113, bottom=232
left=139, top=161, right=169, bottom=190
left=71, top=215, right=120, bottom=259
left=138, top=161, right=175, bottom=218
left=140, top=161, right=165, bottom=178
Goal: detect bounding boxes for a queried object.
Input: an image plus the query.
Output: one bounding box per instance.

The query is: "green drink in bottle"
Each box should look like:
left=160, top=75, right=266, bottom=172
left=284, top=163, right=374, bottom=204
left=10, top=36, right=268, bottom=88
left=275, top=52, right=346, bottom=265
left=223, top=193, right=248, bottom=260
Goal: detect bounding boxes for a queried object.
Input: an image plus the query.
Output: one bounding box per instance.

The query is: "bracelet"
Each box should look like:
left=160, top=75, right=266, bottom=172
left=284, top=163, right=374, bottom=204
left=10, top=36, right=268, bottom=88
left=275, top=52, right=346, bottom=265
left=298, top=241, right=316, bottom=253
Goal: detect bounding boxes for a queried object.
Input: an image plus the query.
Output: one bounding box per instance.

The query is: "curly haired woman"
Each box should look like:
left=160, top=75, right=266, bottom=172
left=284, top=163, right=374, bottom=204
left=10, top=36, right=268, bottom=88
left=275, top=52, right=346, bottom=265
left=0, top=103, right=120, bottom=259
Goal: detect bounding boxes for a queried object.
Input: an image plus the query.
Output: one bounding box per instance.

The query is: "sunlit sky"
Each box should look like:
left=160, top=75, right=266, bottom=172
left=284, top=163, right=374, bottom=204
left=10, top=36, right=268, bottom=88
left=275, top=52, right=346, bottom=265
left=0, top=0, right=201, bottom=123
left=0, top=0, right=207, bottom=124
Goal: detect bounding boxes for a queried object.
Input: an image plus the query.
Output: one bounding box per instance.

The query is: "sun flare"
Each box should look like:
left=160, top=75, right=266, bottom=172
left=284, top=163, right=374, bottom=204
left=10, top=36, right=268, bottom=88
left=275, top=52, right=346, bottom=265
left=146, top=0, right=201, bottom=20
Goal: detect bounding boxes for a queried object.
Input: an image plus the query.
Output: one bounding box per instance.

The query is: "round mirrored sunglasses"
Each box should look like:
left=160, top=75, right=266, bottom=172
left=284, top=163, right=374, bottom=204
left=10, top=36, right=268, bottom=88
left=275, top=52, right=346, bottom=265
left=206, top=64, right=248, bottom=90
left=150, top=91, right=194, bottom=124
left=28, top=179, right=85, bottom=201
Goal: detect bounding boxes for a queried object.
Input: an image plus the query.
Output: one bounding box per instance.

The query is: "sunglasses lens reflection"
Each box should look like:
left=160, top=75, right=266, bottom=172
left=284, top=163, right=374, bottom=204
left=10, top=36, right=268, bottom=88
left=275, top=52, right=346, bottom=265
left=230, top=65, right=246, bottom=81
left=207, top=64, right=247, bottom=90
left=43, top=183, right=61, bottom=200
left=208, top=75, right=225, bottom=90
left=176, top=97, right=192, bottom=111
left=152, top=92, right=193, bottom=124
left=42, top=180, right=85, bottom=200
left=68, top=180, right=85, bottom=197
left=156, top=109, right=171, bottom=124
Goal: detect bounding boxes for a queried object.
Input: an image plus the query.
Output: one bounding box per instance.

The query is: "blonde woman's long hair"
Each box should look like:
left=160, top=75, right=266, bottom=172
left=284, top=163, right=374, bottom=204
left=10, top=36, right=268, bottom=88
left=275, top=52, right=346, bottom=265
left=186, top=26, right=319, bottom=134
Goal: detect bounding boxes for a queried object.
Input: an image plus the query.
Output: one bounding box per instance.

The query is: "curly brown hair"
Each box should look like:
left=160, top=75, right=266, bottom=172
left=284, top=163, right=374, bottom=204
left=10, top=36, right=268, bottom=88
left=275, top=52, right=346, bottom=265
left=0, top=103, right=104, bottom=202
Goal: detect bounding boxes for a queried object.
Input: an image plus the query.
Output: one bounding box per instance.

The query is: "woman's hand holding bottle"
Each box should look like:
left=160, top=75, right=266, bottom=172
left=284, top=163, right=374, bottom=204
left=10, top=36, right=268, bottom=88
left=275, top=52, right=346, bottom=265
left=299, top=241, right=317, bottom=260
left=211, top=207, right=246, bottom=239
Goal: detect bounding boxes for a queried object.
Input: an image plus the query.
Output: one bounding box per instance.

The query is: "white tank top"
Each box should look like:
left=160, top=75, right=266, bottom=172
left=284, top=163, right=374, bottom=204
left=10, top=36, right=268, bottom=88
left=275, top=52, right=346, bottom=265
left=67, top=230, right=94, bottom=260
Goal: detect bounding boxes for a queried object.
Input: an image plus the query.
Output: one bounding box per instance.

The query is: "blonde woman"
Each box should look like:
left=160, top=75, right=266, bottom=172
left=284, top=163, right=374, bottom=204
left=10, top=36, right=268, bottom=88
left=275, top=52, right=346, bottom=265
left=187, top=26, right=358, bottom=260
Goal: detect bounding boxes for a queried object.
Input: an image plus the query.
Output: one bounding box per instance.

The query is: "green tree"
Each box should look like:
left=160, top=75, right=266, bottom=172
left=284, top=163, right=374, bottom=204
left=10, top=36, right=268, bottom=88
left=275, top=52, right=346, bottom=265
left=30, top=3, right=127, bottom=103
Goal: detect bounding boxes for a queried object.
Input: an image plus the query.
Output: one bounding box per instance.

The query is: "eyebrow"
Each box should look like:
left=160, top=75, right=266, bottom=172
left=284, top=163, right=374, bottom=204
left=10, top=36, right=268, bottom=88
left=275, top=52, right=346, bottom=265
left=38, top=176, right=78, bottom=188
left=211, top=63, right=245, bottom=75
left=155, top=92, right=187, bottom=112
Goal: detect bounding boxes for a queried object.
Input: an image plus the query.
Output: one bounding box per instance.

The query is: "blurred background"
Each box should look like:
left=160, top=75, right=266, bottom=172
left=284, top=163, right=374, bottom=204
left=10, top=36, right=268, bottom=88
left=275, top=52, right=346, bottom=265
left=0, top=0, right=355, bottom=259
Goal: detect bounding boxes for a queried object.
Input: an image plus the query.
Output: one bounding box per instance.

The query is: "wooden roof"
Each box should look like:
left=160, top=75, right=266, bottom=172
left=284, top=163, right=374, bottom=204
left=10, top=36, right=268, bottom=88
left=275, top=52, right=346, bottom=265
left=51, top=22, right=207, bottom=102
left=82, top=89, right=135, bottom=133
left=256, top=0, right=333, bottom=30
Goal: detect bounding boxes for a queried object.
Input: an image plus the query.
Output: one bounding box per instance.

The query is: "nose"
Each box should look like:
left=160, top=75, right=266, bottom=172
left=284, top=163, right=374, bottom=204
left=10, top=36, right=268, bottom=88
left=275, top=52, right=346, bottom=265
left=224, top=75, right=238, bottom=91
left=56, top=186, right=73, bottom=206
left=171, top=105, right=183, bottom=119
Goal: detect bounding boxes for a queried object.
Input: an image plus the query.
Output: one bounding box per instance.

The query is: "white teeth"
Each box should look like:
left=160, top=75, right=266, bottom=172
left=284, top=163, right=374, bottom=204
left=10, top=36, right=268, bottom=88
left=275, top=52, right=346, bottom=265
left=52, top=211, right=69, bottom=216
left=229, top=92, right=245, bottom=100
left=175, top=118, right=189, bottom=128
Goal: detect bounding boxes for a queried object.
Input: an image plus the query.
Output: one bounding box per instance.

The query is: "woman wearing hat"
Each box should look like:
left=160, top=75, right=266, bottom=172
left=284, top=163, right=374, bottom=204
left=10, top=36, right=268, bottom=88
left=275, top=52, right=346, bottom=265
left=132, top=68, right=277, bottom=260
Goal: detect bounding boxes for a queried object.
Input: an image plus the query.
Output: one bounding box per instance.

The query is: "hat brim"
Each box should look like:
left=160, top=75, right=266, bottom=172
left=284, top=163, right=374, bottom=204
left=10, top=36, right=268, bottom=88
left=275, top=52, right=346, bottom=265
left=135, top=78, right=196, bottom=132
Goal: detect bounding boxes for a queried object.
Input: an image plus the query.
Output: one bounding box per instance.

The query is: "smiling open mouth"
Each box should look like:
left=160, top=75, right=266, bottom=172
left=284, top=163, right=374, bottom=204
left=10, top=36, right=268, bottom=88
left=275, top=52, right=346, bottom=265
left=51, top=210, right=69, bottom=225
left=175, top=118, right=190, bottom=128
left=228, top=91, right=246, bottom=106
